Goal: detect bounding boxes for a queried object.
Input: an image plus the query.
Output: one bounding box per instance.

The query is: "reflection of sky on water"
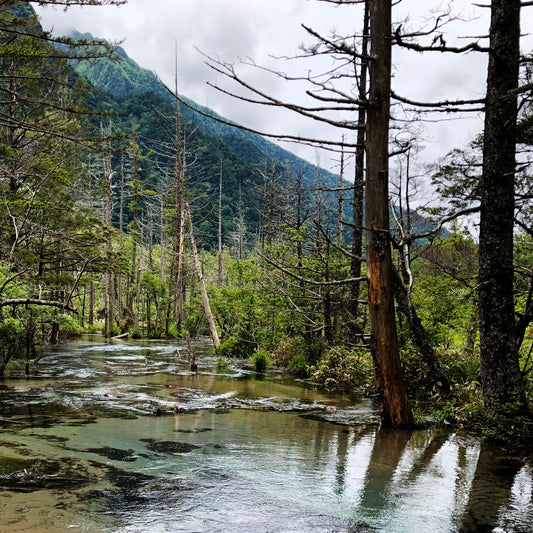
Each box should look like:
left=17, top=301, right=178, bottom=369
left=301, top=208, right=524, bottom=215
left=0, top=337, right=531, bottom=532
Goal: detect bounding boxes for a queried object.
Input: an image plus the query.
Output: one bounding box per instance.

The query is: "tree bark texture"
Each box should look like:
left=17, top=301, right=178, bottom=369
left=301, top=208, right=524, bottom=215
left=365, top=0, right=412, bottom=427
left=478, top=0, right=529, bottom=419
left=345, top=0, right=369, bottom=345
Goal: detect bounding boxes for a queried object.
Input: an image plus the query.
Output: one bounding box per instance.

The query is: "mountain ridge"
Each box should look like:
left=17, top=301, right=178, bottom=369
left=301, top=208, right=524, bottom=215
left=70, top=30, right=342, bottom=191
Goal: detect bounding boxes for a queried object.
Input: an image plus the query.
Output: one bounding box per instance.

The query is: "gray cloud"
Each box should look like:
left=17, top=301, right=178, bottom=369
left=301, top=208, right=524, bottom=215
left=33, top=0, right=533, bottom=178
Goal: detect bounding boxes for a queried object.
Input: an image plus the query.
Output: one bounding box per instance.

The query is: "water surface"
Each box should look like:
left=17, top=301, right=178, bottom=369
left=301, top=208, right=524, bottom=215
left=0, top=337, right=531, bottom=532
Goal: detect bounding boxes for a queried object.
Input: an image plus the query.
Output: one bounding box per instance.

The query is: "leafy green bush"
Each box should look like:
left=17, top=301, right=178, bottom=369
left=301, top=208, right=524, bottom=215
left=216, top=356, right=229, bottom=368
left=445, top=354, right=481, bottom=387
left=55, top=313, right=82, bottom=337
left=216, top=336, right=256, bottom=359
left=288, top=354, right=309, bottom=378
left=0, top=317, right=23, bottom=343
left=85, top=324, right=101, bottom=334
left=312, top=346, right=374, bottom=392
left=271, top=337, right=305, bottom=367
left=251, top=350, right=271, bottom=373
left=431, top=394, right=483, bottom=427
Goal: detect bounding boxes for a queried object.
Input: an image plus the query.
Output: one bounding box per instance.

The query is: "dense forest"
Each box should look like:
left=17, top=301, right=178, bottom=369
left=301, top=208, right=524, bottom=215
left=1, top=0, right=532, bottom=442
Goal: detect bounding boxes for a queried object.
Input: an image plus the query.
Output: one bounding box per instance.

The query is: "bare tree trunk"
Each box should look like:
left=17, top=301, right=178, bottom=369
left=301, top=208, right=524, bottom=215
left=160, top=197, right=166, bottom=279
left=88, top=278, right=94, bottom=326
left=323, top=240, right=334, bottom=345
left=336, top=141, right=345, bottom=246
left=147, top=203, right=154, bottom=272
left=102, top=133, right=115, bottom=337
left=345, top=0, right=369, bottom=345
left=478, top=0, right=529, bottom=420
left=117, top=152, right=126, bottom=325
left=134, top=257, right=142, bottom=332
left=267, top=161, right=277, bottom=248
left=172, top=77, right=185, bottom=329
left=217, top=161, right=223, bottom=288
left=186, top=204, right=220, bottom=349
left=365, top=0, right=412, bottom=427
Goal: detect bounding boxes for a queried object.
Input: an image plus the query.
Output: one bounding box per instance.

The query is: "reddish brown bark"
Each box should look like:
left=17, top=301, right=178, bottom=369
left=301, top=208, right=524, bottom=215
left=365, top=0, right=412, bottom=427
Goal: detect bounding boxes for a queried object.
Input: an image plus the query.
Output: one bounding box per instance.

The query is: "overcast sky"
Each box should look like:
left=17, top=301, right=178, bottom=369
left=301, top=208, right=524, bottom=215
left=32, top=0, right=533, bottom=184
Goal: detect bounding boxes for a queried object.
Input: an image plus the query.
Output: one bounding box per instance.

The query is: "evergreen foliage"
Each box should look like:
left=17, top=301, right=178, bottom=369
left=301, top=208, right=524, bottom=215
left=0, top=2, right=531, bottom=439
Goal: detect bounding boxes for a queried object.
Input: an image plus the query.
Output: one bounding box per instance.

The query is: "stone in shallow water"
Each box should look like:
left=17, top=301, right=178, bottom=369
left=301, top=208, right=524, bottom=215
left=86, top=446, right=139, bottom=462
left=0, top=457, right=94, bottom=491
left=174, top=427, right=212, bottom=434
left=143, top=439, right=200, bottom=454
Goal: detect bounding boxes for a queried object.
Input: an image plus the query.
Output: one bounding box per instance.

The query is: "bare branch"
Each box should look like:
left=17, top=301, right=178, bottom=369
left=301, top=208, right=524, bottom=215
left=203, top=55, right=363, bottom=131
left=258, top=252, right=367, bottom=287
left=391, top=90, right=485, bottom=112
left=398, top=206, right=480, bottom=246
left=0, top=299, right=78, bottom=314
left=159, top=78, right=359, bottom=150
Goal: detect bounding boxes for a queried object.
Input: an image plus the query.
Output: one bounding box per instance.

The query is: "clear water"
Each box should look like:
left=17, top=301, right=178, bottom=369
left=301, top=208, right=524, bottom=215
left=0, top=337, right=531, bottom=532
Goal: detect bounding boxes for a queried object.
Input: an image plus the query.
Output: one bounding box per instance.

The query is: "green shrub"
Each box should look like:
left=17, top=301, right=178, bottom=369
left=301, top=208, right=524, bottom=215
left=54, top=313, right=82, bottom=336
left=289, top=354, right=309, bottom=378
left=216, top=356, right=229, bottom=368
left=131, top=329, right=143, bottom=339
left=0, top=317, right=23, bottom=343
left=85, top=324, right=101, bottom=334
left=312, top=346, right=374, bottom=392
left=216, top=336, right=256, bottom=359
left=445, top=353, right=481, bottom=386
left=251, top=349, right=271, bottom=373
left=271, top=337, right=305, bottom=367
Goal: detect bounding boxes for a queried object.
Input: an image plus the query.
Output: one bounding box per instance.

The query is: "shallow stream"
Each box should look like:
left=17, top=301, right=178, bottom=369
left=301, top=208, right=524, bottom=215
left=0, top=337, right=531, bottom=532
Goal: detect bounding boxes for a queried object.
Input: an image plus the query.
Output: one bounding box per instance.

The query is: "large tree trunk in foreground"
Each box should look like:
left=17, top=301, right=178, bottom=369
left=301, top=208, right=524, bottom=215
left=478, top=0, right=529, bottom=420
left=365, top=0, right=412, bottom=427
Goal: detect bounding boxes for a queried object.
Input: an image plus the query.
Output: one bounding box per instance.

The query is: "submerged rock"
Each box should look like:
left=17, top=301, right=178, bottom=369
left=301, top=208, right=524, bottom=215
left=143, top=439, right=200, bottom=454
left=0, top=457, right=95, bottom=491
left=86, top=446, right=140, bottom=462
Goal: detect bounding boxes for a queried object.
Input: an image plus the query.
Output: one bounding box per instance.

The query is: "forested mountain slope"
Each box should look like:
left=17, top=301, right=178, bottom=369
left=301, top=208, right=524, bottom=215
left=60, top=29, right=450, bottom=257
left=73, top=30, right=339, bottom=190
left=71, top=30, right=350, bottom=248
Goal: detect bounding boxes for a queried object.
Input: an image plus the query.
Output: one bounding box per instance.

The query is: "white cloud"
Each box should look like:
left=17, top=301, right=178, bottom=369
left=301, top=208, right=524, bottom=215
left=32, top=0, right=533, bottom=178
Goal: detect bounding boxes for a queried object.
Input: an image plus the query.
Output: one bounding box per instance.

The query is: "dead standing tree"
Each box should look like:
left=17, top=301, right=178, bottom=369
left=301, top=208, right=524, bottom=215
left=195, top=0, right=413, bottom=426
left=364, top=0, right=412, bottom=426
left=391, top=1, right=532, bottom=423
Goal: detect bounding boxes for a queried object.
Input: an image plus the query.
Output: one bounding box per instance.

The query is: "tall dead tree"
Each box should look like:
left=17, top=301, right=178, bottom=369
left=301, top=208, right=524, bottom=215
left=365, top=0, right=412, bottom=427
left=99, top=124, right=115, bottom=338
left=217, top=160, right=223, bottom=288
left=345, top=0, right=369, bottom=345
left=478, top=0, right=529, bottom=420
left=171, top=65, right=186, bottom=329
left=186, top=204, right=220, bottom=350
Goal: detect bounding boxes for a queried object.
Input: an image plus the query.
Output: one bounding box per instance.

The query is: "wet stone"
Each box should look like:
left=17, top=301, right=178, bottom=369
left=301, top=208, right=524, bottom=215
left=86, top=446, right=140, bottom=462
left=0, top=457, right=95, bottom=492
left=33, top=434, right=70, bottom=445
left=81, top=462, right=158, bottom=509
left=0, top=439, right=27, bottom=450
left=173, top=427, right=212, bottom=434
left=142, top=439, right=200, bottom=454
